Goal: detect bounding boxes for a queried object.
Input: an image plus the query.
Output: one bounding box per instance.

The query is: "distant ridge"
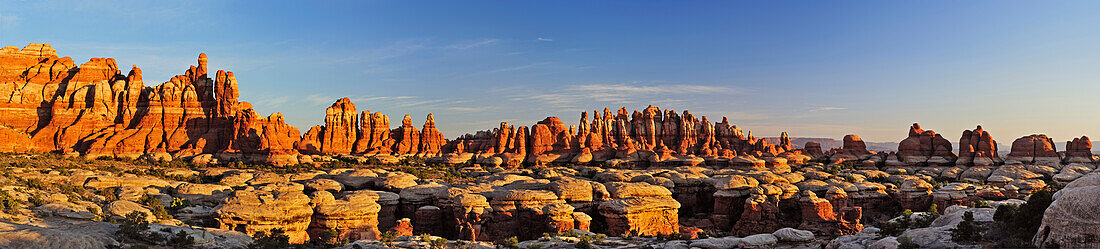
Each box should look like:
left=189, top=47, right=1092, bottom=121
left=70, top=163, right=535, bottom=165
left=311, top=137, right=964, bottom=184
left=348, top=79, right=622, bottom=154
left=764, top=137, right=1100, bottom=154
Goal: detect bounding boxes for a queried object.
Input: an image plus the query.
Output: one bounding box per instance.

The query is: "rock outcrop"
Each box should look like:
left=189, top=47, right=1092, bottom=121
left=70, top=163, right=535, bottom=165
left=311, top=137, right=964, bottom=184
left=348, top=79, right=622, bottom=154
left=1034, top=174, right=1100, bottom=248
left=1006, top=134, right=1060, bottom=165
left=215, top=190, right=313, bottom=243
left=957, top=125, right=1000, bottom=166
left=446, top=105, right=787, bottom=167
left=0, top=44, right=301, bottom=164
left=895, top=123, right=956, bottom=166
left=1063, top=136, right=1094, bottom=164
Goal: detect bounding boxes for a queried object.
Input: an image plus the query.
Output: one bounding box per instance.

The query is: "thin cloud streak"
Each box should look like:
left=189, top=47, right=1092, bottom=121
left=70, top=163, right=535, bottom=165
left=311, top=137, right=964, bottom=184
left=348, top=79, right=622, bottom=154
left=508, top=82, right=743, bottom=108
left=810, top=107, right=847, bottom=112
left=444, top=38, right=500, bottom=50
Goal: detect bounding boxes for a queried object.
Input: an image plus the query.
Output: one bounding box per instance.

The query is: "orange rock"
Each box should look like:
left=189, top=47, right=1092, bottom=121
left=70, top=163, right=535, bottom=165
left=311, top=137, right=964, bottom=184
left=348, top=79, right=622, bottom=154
left=392, top=114, right=421, bottom=154
left=417, top=114, right=445, bottom=156
left=320, top=98, right=357, bottom=154
left=1065, top=136, right=1094, bottom=163
left=958, top=125, right=999, bottom=166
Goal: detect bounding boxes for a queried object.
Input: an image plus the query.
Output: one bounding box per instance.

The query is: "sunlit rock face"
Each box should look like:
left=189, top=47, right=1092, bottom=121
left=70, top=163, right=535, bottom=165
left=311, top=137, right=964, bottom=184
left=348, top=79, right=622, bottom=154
left=0, top=43, right=300, bottom=164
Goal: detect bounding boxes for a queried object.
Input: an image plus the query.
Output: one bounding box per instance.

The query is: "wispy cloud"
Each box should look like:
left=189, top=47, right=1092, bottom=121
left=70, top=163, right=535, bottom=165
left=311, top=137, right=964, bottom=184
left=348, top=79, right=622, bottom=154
left=508, top=82, right=742, bottom=108
left=0, top=13, right=20, bottom=29
left=443, top=106, right=493, bottom=112
left=253, top=95, right=291, bottom=108
left=810, top=107, right=847, bottom=112
left=460, top=62, right=550, bottom=77
left=444, top=38, right=500, bottom=50
left=537, top=37, right=553, bottom=42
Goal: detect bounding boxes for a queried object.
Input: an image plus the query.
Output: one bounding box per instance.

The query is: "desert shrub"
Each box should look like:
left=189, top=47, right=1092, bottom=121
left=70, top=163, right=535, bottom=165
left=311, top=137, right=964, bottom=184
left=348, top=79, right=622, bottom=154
left=312, top=227, right=349, bottom=247
left=115, top=212, right=183, bottom=246
left=991, top=187, right=1057, bottom=246
left=139, top=194, right=170, bottom=220
left=972, top=200, right=992, bottom=208
left=877, top=209, right=913, bottom=236
left=575, top=239, right=592, bottom=249
left=897, top=236, right=919, bottom=249
left=499, top=236, right=519, bottom=249
left=169, top=197, right=190, bottom=211
left=248, top=228, right=292, bottom=249
left=27, top=193, right=47, bottom=206
left=0, top=190, right=22, bottom=214
left=380, top=230, right=398, bottom=245
left=23, top=178, right=48, bottom=190
left=165, top=229, right=195, bottom=249
left=430, top=238, right=448, bottom=249
left=951, top=211, right=982, bottom=243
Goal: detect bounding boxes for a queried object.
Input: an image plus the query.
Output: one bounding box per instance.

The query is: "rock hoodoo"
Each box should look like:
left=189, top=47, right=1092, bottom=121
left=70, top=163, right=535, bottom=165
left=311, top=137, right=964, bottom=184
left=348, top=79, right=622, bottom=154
left=957, top=125, right=1000, bottom=166
left=895, top=123, right=956, bottom=166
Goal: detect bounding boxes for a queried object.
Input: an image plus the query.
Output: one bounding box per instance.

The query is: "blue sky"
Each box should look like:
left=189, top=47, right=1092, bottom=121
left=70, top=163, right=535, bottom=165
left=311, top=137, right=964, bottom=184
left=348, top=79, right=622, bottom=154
left=3, top=1, right=1100, bottom=143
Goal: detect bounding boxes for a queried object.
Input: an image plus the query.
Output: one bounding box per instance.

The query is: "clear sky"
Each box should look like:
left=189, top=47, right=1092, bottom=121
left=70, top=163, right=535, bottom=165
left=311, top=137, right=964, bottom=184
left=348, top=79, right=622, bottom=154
left=3, top=1, right=1100, bottom=144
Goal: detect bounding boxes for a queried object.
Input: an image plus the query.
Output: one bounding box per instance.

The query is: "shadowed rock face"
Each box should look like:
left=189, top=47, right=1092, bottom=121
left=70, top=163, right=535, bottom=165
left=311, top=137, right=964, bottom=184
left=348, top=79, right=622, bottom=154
left=1034, top=174, right=1100, bottom=248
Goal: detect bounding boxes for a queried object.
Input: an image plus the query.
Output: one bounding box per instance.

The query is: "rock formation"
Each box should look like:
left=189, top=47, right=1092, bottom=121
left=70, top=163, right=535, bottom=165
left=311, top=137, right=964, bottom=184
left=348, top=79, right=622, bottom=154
left=1034, top=174, right=1100, bottom=248
left=957, top=125, right=999, bottom=166
left=1006, top=134, right=1060, bottom=165
left=895, top=123, right=956, bottom=166
left=0, top=44, right=301, bottom=164
left=444, top=105, right=788, bottom=167
left=1063, top=136, right=1094, bottom=163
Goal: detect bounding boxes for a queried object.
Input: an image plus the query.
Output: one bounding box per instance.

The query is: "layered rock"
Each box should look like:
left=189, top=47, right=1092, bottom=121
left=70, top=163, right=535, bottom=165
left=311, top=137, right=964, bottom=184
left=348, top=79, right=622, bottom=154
left=1063, top=136, right=1094, bottom=164
left=797, top=191, right=863, bottom=236
left=1006, top=134, right=1060, bottom=165
left=599, top=182, right=681, bottom=236
left=895, top=123, right=956, bottom=166
left=828, top=134, right=873, bottom=162
left=320, top=98, right=358, bottom=154
left=215, top=190, right=313, bottom=243
left=1034, top=174, right=1100, bottom=248
left=448, top=105, right=785, bottom=166
left=956, top=125, right=1000, bottom=166
left=308, top=193, right=383, bottom=242
left=0, top=44, right=300, bottom=164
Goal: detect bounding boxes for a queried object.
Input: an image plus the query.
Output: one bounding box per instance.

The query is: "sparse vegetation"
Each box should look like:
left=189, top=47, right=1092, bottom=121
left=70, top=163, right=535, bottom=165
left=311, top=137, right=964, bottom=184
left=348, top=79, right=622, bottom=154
left=499, top=236, right=519, bottom=249
left=248, top=228, right=292, bottom=249
left=990, top=187, right=1058, bottom=248
left=139, top=194, right=171, bottom=220
left=0, top=190, right=22, bottom=214
left=897, top=236, right=919, bottom=249
left=950, top=211, right=981, bottom=243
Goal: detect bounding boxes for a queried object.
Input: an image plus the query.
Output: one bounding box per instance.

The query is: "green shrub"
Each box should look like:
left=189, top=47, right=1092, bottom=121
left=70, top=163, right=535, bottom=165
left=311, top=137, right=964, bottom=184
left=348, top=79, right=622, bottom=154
left=0, top=190, right=22, bottom=214
left=380, top=230, right=398, bottom=245
left=575, top=239, right=592, bottom=249
left=115, top=212, right=172, bottom=246
left=139, top=194, right=170, bottom=220
left=248, top=228, right=291, bottom=249
left=951, top=211, right=982, bottom=243
left=23, top=178, right=48, bottom=190
left=165, top=229, right=195, bottom=249
left=897, top=236, right=919, bottom=249
left=430, top=237, right=448, bottom=249
left=499, top=236, right=519, bottom=249
left=27, top=193, right=47, bottom=207
left=991, top=187, right=1057, bottom=246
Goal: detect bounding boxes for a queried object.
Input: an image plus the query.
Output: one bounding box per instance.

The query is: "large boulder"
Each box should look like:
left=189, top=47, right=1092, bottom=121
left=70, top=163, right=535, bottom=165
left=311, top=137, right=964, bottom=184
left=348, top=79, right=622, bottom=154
left=214, top=190, right=313, bottom=243
left=1034, top=174, right=1100, bottom=248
